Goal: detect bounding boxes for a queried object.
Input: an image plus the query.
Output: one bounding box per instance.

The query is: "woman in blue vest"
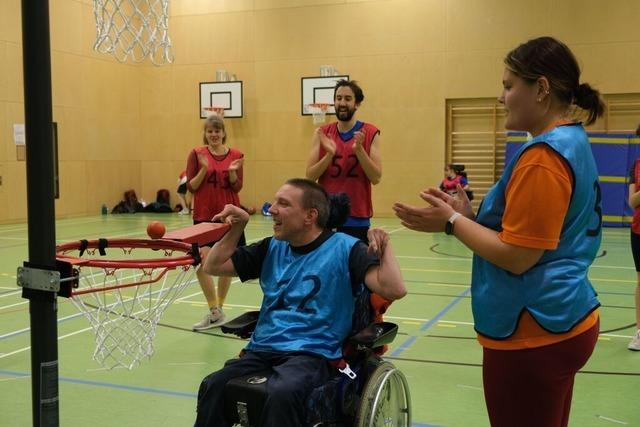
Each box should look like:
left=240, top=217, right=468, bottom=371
left=394, top=37, right=604, bottom=427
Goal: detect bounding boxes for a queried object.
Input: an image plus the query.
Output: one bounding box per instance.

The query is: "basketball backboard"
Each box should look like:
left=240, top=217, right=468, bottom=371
left=199, top=81, right=243, bottom=119
left=301, top=75, right=349, bottom=116
left=163, top=222, right=230, bottom=246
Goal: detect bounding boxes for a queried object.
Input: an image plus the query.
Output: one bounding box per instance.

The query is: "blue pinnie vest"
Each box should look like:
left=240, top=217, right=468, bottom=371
left=472, top=124, right=601, bottom=339
left=247, top=232, right=359, bottom=359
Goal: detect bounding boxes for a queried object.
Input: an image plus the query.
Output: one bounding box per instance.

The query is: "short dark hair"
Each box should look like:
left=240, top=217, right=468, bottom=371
left=448, top=163, right=465, bottom=173
left=334, top=80, right=364, bottom=104
left=284, top=179, right=350, bottom=229
left=504, top=36, right=604, bottom=126
left=285, top=178, right=331, bottom=228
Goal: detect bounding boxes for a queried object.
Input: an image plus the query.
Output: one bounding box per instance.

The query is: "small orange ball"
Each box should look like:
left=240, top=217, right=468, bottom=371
left=146, top=221, right=166, bottom=239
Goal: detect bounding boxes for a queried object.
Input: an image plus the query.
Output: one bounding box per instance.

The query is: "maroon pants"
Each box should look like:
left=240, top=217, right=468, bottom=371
left=482, top=320, right=599, bottom=427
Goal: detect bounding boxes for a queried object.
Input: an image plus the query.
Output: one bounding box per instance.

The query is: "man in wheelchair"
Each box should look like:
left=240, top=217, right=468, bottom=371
left=194, top=178, right=407, bottom=427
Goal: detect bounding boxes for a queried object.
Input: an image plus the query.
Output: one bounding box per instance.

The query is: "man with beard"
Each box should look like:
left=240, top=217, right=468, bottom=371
left=305, top=80, right=382, bottom=243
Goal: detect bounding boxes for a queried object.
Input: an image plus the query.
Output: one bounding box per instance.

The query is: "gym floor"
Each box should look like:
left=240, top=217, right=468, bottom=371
left=0, top=213, right=638, bottom=426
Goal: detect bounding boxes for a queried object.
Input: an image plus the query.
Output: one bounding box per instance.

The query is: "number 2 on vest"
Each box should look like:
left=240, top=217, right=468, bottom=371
left=274, top=275, right=321, bottom=313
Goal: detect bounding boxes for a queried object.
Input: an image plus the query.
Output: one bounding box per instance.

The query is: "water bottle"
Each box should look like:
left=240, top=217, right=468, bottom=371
left=101, top=204, right=108, bottom=215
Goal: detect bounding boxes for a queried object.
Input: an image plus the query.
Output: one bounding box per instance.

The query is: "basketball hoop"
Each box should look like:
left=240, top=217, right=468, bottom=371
left=307, top=103, right=330, bottom=125
left=203, top=106, right=225, bottom=118
left=56, top=238, right=199, bottom=369
left=92, top=0, right=174, bottom=65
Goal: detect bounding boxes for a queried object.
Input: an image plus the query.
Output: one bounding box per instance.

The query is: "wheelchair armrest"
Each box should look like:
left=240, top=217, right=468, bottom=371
left=220, top=310, right=260, bottom=339
left=349, top=322, right=398, bottom=349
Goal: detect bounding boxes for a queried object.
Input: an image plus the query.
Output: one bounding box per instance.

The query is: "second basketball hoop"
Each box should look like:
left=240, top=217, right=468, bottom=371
left=203, top=106, right=225, bottom=118
left=306, top=103, right=330, bottom=125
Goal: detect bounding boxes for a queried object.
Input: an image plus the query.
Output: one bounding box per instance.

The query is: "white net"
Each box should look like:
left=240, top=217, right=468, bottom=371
left=93, top=0, right=174, bottom=65
left=308, top=104, right=329, bottom=125
left=68, top=260, right=196, bottom=369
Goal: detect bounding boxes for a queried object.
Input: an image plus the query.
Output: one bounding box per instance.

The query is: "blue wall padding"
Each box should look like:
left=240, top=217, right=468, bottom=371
left=590, top=143, right=628, bottom=177
left=503, top=132, right=637, bottom=227
left=600, top=181, right=626, bottom=219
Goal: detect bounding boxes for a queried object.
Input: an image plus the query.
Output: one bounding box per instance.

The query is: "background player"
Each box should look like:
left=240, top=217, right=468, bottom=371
left=186, top=115, right=246, bottom=330
left=439, top=163, right=471, bottom=197
left=627, top=122, right=640, bottom=351
left=176, top=170, right=192, bottom=214
left=305, top=80, right=382, bottom=243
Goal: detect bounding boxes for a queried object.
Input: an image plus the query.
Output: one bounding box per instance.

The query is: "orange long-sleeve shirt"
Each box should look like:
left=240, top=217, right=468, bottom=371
left=478, top=144, right=599, bottom=350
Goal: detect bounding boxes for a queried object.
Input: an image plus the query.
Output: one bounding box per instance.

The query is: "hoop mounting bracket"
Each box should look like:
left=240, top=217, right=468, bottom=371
left=18, top=260, right=78, bottom=297
left=17, top=266, right=61, bottom=292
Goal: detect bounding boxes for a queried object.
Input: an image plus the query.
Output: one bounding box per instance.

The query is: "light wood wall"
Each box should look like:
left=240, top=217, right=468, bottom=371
left=2, top=0, right=640, bottom=222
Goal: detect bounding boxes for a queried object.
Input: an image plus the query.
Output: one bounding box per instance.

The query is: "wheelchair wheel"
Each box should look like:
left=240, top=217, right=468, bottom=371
left=354, top=361, right=411, bottom=427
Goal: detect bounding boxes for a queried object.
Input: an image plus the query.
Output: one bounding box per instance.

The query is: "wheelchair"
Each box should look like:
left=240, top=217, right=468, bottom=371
left=219, top=290, right=412, bottom=427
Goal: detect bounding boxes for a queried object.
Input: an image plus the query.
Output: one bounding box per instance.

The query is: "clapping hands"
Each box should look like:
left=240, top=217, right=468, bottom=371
left=228, top=158, right=244, bottom=172
left=393, top=185, right=472, bottom=233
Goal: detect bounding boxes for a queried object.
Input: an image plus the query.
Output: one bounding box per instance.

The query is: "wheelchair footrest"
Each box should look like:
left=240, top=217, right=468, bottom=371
left=349, top=322, right=398, bottom=349
left=221, top=311, right=260, bottom=339
left=224, top=372, right=269, bottom=426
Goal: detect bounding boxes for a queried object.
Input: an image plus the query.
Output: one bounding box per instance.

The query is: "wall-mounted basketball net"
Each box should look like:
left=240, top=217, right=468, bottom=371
left=306, top=103, right=331, bottom=124
left=92, top=0, right=174, bottom=65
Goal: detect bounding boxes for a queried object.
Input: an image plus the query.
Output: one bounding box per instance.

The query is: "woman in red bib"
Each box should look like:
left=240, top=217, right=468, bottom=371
left=186, top=115, right=246, bottom=331
left=627, top=123, right=640, bottom=351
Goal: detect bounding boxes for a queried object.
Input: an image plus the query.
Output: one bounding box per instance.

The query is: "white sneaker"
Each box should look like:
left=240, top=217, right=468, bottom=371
left=178, top=208, right=190, bottom=215
left=628, top=329, right=640, bottom=351
left=192, top=307, right=226, bottom=331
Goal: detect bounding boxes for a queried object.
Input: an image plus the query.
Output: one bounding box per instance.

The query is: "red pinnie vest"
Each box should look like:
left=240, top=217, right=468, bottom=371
left=633, top=159, right=640, bottom=233
left=318, top=122, right=380, bottom=218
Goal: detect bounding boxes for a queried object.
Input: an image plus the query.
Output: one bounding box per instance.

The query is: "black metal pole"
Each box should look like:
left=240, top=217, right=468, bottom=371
left=20, top=0, right=59, bottom=426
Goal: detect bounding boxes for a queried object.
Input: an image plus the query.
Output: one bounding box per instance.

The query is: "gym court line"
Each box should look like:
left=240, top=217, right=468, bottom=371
left=389, top=288, right=472, bottom=358
left=0, top=369, right=442, bottom=427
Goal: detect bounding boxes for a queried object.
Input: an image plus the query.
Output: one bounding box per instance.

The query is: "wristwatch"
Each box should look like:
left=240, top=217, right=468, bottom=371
left=445, top=212, right=462, bottom=235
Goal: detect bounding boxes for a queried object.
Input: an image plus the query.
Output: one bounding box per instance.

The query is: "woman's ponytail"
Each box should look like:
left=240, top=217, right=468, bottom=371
left=574, top=83, right=605, bottom=126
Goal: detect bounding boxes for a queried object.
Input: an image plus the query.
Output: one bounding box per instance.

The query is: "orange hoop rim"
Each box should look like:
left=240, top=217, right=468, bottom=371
left=307, top=103, right=331, bottom=111
left=203, top=106, right=225, bottom=114
left=55, top=238, right=198, bottom=269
